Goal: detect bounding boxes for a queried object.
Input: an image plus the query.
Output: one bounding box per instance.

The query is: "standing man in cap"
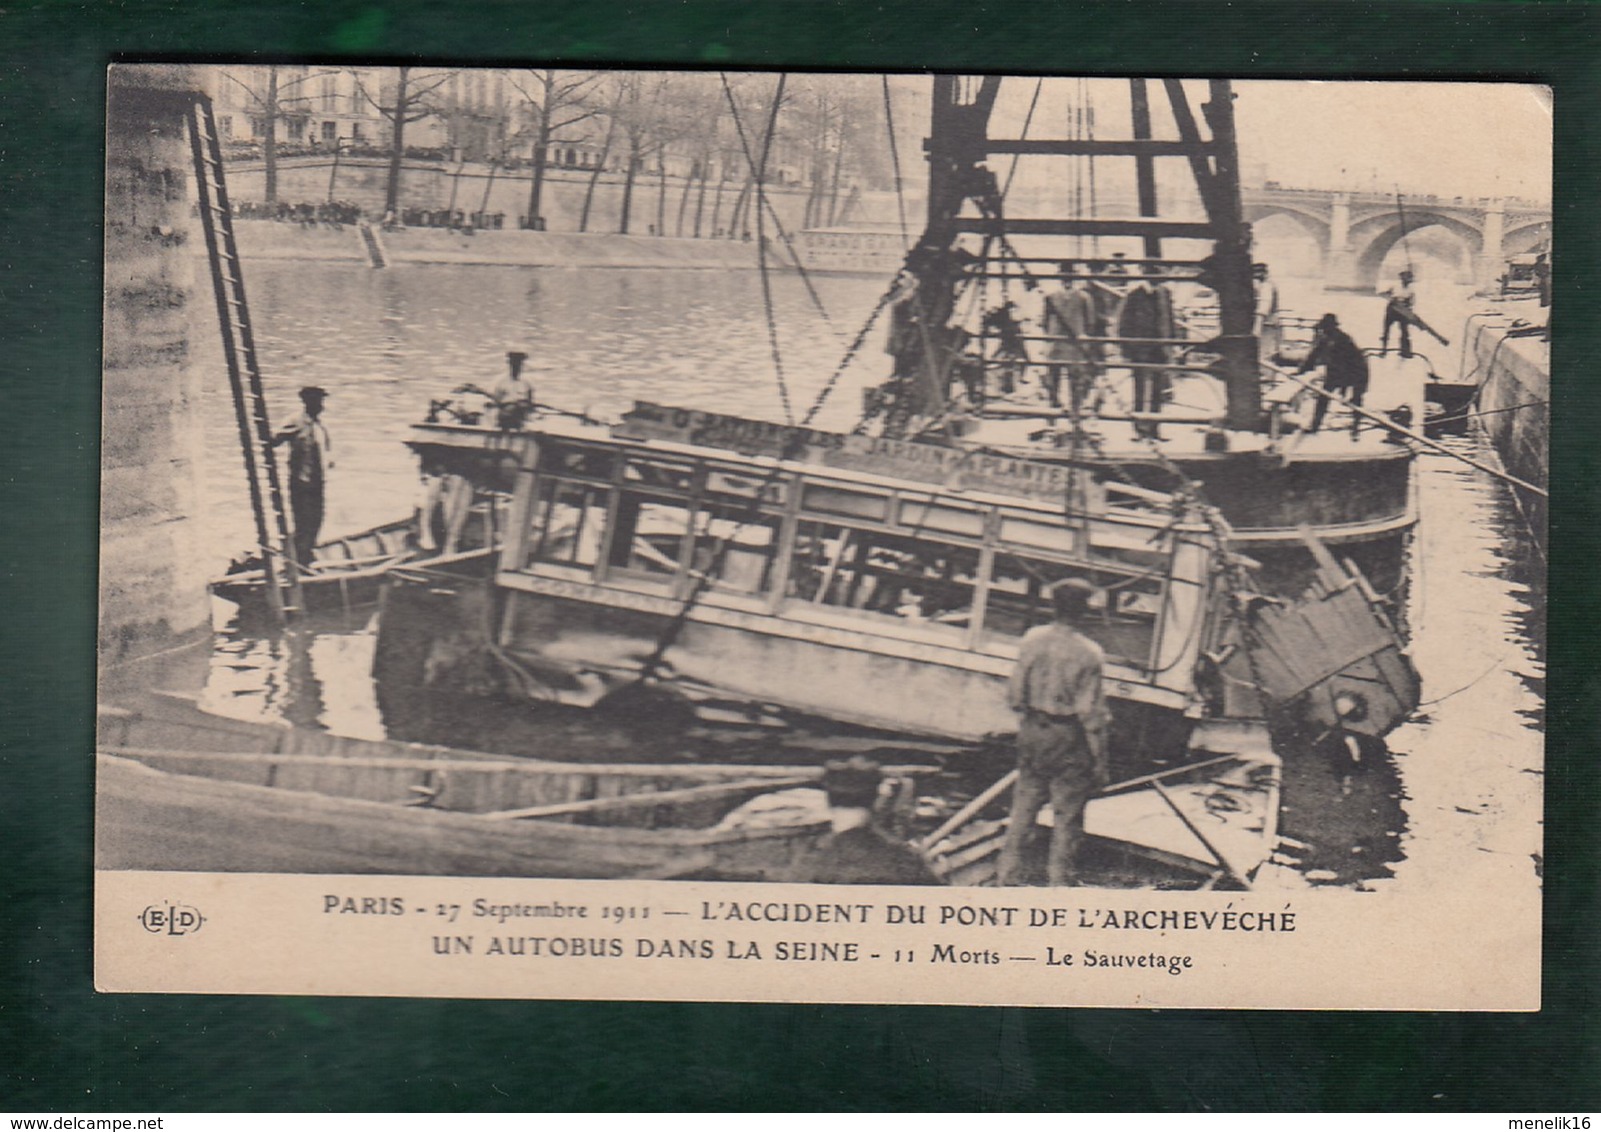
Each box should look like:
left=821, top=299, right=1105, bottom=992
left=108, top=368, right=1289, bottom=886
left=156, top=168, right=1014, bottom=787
left=1252, top=262, right=1282, bottom=361
left=273, top=386, right=333, bottom=568
left=999, top=578, right=1109, bottom=886
left=489, top=344, right=536, bottom=430
left=788, top=757, right=941, bottom=885
left=1115, top=263, right=1176, bottom=436
left=1040, top=261, right=1103, bottom=415
left=1379, top=268, right=1418, bottom=357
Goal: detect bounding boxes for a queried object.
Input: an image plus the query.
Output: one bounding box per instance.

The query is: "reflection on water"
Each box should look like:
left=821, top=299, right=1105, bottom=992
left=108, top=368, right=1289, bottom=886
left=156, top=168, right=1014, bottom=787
left=197, top=260, right=1545, bottom=891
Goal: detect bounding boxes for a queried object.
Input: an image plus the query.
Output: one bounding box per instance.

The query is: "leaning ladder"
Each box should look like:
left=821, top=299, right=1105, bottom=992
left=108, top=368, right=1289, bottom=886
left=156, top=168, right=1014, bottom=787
left=186, top=94, right=303, bottom=624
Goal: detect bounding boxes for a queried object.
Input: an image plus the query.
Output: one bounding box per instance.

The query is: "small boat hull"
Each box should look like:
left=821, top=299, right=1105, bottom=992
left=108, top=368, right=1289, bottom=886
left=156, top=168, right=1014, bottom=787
left=97, top=753, right=828, bottom=880
left=212, top=517, right=497, bottom=619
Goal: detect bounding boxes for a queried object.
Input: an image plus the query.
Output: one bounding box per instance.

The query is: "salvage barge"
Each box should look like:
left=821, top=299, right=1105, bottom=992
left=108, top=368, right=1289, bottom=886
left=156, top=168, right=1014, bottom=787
left=864, top=76, right=1418, bottom=595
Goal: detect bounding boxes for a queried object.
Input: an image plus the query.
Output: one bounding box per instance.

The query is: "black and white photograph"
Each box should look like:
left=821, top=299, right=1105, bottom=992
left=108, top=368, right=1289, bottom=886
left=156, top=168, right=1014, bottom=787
left=95, top=63, right=1549, bottom=1008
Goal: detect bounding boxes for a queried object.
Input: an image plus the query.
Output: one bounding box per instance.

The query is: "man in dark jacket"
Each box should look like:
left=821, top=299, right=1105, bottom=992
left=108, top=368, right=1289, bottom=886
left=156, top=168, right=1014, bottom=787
left=788, top=757, right=941, bottom=885
left=1298, top=313, right=1369, bottom=433
left=1115, top=265, right=1176, bottom=436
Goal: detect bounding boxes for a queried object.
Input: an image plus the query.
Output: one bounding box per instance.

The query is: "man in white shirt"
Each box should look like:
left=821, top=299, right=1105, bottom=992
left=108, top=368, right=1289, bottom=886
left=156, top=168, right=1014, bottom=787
left=1253, top=262, right=1281, bottom=361
left=1380, top=269, right=1418, bottom=356
left=273, top=386, right=333, bottom=567
left=999, top=579, right=1110, bottom=886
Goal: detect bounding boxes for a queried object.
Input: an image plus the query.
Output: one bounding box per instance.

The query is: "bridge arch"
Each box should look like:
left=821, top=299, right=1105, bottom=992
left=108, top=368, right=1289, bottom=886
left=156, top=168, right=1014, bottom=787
left=1348, top=210, right=1483, bottom=289
left=1501, top=220, right=1551, bottom=257
left=1244, top=202, right=1330, bottom=242
left=1244, top=204, right=1331, bottom=275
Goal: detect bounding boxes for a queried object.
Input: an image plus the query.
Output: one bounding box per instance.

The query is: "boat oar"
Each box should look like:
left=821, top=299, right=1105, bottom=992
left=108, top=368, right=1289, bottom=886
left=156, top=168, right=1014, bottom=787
left=1093, top=754, right=1241, bottom=797
left=1395, top=305, right=1450, bottom=347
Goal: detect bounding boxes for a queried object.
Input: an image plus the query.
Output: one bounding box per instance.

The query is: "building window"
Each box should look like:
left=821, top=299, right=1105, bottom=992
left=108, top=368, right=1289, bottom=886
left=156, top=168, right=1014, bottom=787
left=322, top=121, right=337, bottom=143
left=219, top=115, right=233, bottom=138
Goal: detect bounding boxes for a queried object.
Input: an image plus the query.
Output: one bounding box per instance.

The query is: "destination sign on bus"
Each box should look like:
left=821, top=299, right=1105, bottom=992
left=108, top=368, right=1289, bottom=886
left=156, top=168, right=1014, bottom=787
left=615, top=402, right=1105, bottom=510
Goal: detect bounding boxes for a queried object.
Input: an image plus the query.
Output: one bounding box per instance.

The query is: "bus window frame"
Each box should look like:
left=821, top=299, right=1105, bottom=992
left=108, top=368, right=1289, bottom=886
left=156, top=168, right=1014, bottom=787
left=518, top=440, right=1183, bottom=674
left=979, top=540, right=1179, bottom=673
left=526, top=474, right=610, bottom=571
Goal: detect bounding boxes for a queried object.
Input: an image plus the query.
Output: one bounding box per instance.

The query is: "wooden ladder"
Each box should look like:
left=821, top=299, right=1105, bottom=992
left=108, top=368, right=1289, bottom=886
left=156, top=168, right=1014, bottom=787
left=186, top=94, right=302, bottom=623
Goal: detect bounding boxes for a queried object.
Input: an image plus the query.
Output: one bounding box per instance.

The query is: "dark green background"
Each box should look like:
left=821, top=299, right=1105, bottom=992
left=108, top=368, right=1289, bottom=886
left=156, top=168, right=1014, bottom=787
left=4, top=0, right=1597, bottom=1112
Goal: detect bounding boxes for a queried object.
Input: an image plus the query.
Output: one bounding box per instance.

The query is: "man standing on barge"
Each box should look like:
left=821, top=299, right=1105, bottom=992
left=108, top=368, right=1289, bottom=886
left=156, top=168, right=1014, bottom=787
left=999, top=579, right=1110, bottom=886
left=490, top=345, right=536, bottom=430
left=274, top=385, right=332, bottom=568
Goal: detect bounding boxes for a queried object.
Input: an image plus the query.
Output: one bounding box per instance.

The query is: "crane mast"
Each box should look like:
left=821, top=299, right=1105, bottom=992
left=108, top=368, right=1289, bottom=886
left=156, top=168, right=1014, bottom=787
left=888, top=77, right=1262, bottom=432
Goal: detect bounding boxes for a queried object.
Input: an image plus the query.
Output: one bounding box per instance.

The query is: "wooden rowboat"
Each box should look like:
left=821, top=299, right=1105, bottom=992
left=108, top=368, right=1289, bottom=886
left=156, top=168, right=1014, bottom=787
left=95, top=698, right=930, bottom=881
left=211, top=517, right=495, bottom=616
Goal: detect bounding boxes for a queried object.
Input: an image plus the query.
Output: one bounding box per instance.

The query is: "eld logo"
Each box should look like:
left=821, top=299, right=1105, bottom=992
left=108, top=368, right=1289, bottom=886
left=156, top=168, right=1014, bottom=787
left=139, top=903, right=205, bottom=936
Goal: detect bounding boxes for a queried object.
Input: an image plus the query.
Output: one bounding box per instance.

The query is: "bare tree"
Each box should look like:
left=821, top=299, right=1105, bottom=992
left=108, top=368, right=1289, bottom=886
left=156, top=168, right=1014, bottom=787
left=578, top=78, right=623, bottom=233
left=610, top=72, right=659, bottom=235
left=219, top=65, right=335, bottom=204
left=718, top=74, right=790, bottom=240
left=667, top=74, right=726, bottom=236
left=353, top=66, right=455, bottom=216
left=606, top=72, right=708, bottom=235
left=507, top=68, right=603, bottom=229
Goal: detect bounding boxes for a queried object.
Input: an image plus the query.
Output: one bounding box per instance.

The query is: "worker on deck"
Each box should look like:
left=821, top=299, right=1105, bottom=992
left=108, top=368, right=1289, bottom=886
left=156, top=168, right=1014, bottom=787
left=490, top=345, right=536, bottom=430
left=788, top=757, right=941, bottom=886
left=982, top=299, right=1030, bottom=396
left=1298, top=313, right=1369, bottom=434
left=1379, top=269, right=1418, bottom=357
left=999, top=578, right=1110, bottom=887
left=273, top=385, right=333, bottom=568
left=1041, top=261, right=1102, bottom=416
left=1253, top=262, right=1282, bottom=361
left=1116, top=264, right=1176, bottom=437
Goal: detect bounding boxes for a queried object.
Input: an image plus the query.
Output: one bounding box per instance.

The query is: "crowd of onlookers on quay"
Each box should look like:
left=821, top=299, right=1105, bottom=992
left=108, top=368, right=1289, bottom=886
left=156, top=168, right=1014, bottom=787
left=226, top=201, right=511, bottom=231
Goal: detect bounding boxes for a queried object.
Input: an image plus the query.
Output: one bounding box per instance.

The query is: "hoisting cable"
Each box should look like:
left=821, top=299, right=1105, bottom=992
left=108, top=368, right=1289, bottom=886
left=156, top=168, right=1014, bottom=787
left=805, top=284, right=900, bottom=427
left=881, top=74, right=910, bottom=248
left=719, top=72, right=795, bottom=425
left=1002, top=77, right=1044, bottom=200
left=717, top=74, right=839, bottom=336
left=1395, top=186, right=1415, bottom=276
left=1264, top=362, right=1548, bottom=497
left=1085, top=78, right=1100, bottom=256
left=1425, top=398, right=1547, bottom=430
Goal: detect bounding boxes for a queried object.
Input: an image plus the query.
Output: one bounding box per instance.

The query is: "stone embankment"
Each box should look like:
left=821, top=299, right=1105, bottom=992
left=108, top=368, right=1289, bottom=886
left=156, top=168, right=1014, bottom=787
left=224, top=220, right=800, bottom=271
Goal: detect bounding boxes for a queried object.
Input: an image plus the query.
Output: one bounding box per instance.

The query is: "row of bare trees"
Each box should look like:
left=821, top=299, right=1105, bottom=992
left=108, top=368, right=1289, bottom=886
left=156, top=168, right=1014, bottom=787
left=216, top=66, right=918, bottom=237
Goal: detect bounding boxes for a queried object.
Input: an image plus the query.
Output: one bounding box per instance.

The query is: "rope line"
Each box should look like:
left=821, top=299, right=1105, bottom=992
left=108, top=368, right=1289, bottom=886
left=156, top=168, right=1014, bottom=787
left=720, top=72, right=795, bottom=425
left=881, top=75, right=909, bottom=247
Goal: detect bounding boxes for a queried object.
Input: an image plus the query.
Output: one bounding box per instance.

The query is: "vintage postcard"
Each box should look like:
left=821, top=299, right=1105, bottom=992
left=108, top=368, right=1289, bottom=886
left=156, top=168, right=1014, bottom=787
left=97, top=64, right=1548, bottom=1008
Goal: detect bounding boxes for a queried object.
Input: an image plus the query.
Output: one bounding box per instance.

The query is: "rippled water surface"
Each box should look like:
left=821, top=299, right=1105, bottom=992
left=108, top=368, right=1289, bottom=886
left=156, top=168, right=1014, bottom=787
left=193, top=256, right=1545, bottom=892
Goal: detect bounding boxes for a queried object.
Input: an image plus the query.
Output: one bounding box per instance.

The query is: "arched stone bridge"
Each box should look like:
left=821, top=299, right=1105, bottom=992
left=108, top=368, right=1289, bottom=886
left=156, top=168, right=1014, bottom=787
left=1242, top=185, right=1551, bottom=290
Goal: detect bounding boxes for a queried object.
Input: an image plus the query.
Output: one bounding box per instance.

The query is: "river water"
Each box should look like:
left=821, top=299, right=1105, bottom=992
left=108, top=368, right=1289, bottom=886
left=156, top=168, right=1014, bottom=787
left=190, top=253, right=1544, bottom=893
